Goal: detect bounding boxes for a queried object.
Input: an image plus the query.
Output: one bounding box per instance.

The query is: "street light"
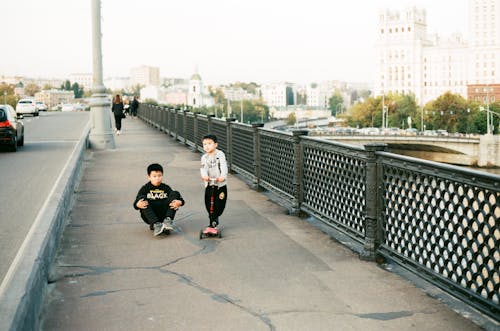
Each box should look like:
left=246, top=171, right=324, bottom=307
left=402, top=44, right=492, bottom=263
left=336, top=103, right=343, bottom=117
left=484, top=86, right=493, bottom=135
left=88, top=0, right=115, bottom=149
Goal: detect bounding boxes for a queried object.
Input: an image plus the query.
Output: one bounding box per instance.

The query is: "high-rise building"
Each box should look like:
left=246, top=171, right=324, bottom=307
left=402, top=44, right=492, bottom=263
left=375, top=1, right=500, bottom=105
left=69, top=73, right=93, bottom=90
left=130, top=65, right=160, bottom=87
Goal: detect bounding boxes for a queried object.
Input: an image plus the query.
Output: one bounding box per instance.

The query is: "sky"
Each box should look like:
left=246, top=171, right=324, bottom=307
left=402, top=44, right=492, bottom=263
left=1, top=0, right=468, bottom=86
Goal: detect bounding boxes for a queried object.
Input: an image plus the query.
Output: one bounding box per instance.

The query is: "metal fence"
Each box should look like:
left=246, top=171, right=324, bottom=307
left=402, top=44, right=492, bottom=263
left=139, top=104, right=499, bottom=321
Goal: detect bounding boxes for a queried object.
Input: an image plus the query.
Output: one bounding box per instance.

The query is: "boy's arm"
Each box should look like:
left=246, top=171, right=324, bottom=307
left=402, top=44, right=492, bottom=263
left=133, top=185, right=148, bottom=210
left=218, top=152, right=228, bottom=179
left=200, top=154, right=209, bottom=179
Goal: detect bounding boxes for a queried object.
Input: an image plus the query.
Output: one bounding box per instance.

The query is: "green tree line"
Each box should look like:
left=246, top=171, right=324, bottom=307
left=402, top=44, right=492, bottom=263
left=341, top=91, right=496, bottom=134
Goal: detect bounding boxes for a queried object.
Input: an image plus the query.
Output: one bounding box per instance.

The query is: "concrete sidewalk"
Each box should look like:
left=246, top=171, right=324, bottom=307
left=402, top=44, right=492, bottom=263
left=40, top=118, right=483, bottom=330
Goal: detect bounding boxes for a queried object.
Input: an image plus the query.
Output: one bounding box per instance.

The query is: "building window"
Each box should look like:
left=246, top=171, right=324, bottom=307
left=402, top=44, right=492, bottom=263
left=381, top=29, right=384, bottom=34
left=408, top=27, right=411, bottom=32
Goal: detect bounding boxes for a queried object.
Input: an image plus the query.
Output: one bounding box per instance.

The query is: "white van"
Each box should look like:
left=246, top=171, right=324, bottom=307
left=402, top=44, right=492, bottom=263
left=16, top=99, right=38, bottom=117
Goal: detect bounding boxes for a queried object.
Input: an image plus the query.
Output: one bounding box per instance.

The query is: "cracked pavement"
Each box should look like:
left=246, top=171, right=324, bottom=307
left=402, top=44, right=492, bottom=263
left=40, top=119, right=482, bottom=331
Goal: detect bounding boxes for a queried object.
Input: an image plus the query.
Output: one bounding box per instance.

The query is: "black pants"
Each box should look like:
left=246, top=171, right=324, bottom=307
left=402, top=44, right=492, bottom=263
left=114, top=114, right=123, bottom=130
left=140, top=191, right=181, bottom=225
left=204, top=185, right=227, bottom=227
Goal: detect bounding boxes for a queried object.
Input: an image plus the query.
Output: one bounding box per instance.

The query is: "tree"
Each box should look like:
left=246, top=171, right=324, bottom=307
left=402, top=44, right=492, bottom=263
left=71, top=82, right=84, bottom=98
left=423, top=92, right=468, bottom=132
left=286, top=112, right=297, bottom=126
left=389, top=94, right=418, bottom=129
left=0, top=83, right=19, bottom=107
left=24, top=83, right=41, bottom=96
left=328, top=93, right=343, bottom=116
left=346, top=97, right=380, bottom=128
left=61, top=80, right=71, bottom=91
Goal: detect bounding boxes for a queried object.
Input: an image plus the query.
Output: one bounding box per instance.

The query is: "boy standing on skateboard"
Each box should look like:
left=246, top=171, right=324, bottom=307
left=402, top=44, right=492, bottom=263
left=200, top=134, right=228, bottom=231
left=133, top=163, right=185, bottom=236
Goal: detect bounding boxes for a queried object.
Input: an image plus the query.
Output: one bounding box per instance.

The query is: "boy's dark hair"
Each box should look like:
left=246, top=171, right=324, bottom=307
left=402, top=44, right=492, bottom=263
left=202, top=133, right=217, bottom=143
left=147, top=163, right=163, bottom=175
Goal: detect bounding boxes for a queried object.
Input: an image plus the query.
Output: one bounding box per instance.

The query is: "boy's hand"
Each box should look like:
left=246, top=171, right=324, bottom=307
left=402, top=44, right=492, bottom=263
left=169, top=199, right=182, bottom=210
left=202, top=176, right=210, bottom=181
left=216, top=177, right=225, bottom=182
left=136, top=198, right=148, bottom=209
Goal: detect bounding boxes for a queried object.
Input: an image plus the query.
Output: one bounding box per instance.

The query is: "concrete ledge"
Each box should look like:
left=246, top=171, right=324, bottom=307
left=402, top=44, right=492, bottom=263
left=0, top=124, right=90, bottom=331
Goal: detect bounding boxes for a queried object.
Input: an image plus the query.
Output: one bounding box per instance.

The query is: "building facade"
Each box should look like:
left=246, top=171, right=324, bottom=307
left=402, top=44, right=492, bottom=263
left=375, top=0, right=500, bottom=105
left=69, top=73, right=93, bottom=90
left=130, top=65, right=160, bottom=87
left=261, top=82, right=295, bottom=107
left=34, top=90, right=74, bottom=110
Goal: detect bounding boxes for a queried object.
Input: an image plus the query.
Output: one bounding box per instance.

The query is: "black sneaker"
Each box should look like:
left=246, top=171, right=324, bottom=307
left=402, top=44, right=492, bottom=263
left=149, top=223, right=154, bottom=230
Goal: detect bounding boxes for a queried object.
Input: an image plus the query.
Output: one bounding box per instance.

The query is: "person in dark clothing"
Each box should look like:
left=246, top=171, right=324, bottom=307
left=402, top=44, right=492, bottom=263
left=111, top=94, right=125, bottom=135
left=130, top=95, right=139, bottom=118
left=133, top=163, right=185, bottom=236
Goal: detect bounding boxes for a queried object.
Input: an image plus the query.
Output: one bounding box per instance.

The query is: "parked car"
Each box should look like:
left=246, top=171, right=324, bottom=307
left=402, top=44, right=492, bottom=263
left=61, top=103, right=75, bottom=112
left=404, top=128, right=418, bottom=135
left=0, top=104, right=24, bottom=152
left=36, top=101, right=48, bottom=111
left=16, top=98, right=38, bottom=117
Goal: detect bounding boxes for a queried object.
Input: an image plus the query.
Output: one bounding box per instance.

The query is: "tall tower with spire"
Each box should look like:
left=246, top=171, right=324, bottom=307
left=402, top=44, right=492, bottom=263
left=187, top=66, right=203, bottom=108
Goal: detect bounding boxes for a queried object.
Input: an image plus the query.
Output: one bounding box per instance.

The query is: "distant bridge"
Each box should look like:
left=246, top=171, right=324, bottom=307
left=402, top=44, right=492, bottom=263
left=322, top=134, right=500, bottom=167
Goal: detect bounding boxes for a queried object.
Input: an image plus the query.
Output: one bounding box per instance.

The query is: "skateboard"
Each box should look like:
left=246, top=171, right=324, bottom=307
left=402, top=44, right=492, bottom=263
left=199, top=226, right=222, bottom=239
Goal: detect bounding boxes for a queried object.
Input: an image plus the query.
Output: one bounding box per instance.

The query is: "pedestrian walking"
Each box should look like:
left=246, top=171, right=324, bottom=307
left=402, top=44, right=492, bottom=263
left=111, top=94, right=125, bottom=135
left=130, top=95, right=139, bottom=118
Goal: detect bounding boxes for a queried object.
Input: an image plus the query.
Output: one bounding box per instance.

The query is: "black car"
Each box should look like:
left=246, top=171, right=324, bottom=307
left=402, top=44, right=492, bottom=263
left=0, top=104, right=24, bottom=152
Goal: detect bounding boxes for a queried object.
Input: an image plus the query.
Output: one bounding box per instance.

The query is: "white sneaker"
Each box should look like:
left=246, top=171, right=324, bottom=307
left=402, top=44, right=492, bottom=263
left=116, top=130, right=121, bottom=135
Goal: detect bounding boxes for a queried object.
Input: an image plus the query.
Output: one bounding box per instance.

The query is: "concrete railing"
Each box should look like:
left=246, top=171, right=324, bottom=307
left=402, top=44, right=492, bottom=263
left=0, top=125, right=90, bottom=331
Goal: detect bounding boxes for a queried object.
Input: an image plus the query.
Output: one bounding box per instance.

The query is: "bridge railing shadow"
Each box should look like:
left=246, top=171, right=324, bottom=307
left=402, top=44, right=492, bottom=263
left=139, top=104, right=499, bottom=322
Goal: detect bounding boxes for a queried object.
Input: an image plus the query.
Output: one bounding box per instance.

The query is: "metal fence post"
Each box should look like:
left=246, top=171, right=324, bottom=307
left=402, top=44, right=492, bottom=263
left=226, top=118, right=236, bottom=171
left=179, top=109, right=186, bottom=144
left=291, top=130, right=308, bottom=215
left=252, top=123, right=264, bottom=190
left=207, top=114, right=214, bottom=133
left=361, top=143, right=387, bottom=261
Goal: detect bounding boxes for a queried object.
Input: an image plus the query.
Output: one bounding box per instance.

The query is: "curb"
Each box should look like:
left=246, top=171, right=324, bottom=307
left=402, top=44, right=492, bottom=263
left=0, top=124, right=90, bottom=331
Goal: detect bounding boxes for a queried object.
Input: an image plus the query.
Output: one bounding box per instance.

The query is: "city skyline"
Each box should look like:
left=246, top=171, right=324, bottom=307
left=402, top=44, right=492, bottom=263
left=2, top=0, right=467, bottom=85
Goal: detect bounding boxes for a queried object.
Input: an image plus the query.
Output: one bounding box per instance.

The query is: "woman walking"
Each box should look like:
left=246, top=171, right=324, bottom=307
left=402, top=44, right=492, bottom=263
left=111, top=94, right=125, bottom=135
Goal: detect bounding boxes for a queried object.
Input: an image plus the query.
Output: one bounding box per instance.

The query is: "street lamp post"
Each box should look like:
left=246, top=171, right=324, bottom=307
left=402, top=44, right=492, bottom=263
left=336, top=103, right=342, bottom=117
left=420, top=107, right=424, bottom=132
left=484, top=86, right=494, bottom=135
left=89, top=0, right=115, bottom=149
left=240, top=99, right=243, bottom=123
left=381, top=95, right=385, bottom=129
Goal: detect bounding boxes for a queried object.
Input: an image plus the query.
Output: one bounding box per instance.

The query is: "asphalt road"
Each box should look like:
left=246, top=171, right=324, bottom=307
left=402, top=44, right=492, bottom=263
left=0, top=111, right=90, bottom=283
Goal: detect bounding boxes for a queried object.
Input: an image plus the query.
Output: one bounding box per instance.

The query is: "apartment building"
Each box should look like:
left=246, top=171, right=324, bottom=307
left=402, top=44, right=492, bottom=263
left=69, top=73, right=93, bottom=90
left=375, top=0, right=500, bottom=105
left=260, top=82, right=295, bottom=107
left=130, top=65, right=160, bottom=87
left=34, top=90, right=74, bottom=110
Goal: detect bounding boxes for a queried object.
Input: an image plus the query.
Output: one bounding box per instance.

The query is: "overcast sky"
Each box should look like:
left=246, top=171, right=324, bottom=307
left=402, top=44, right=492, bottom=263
left=1, top=0, right=467, bottom=85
